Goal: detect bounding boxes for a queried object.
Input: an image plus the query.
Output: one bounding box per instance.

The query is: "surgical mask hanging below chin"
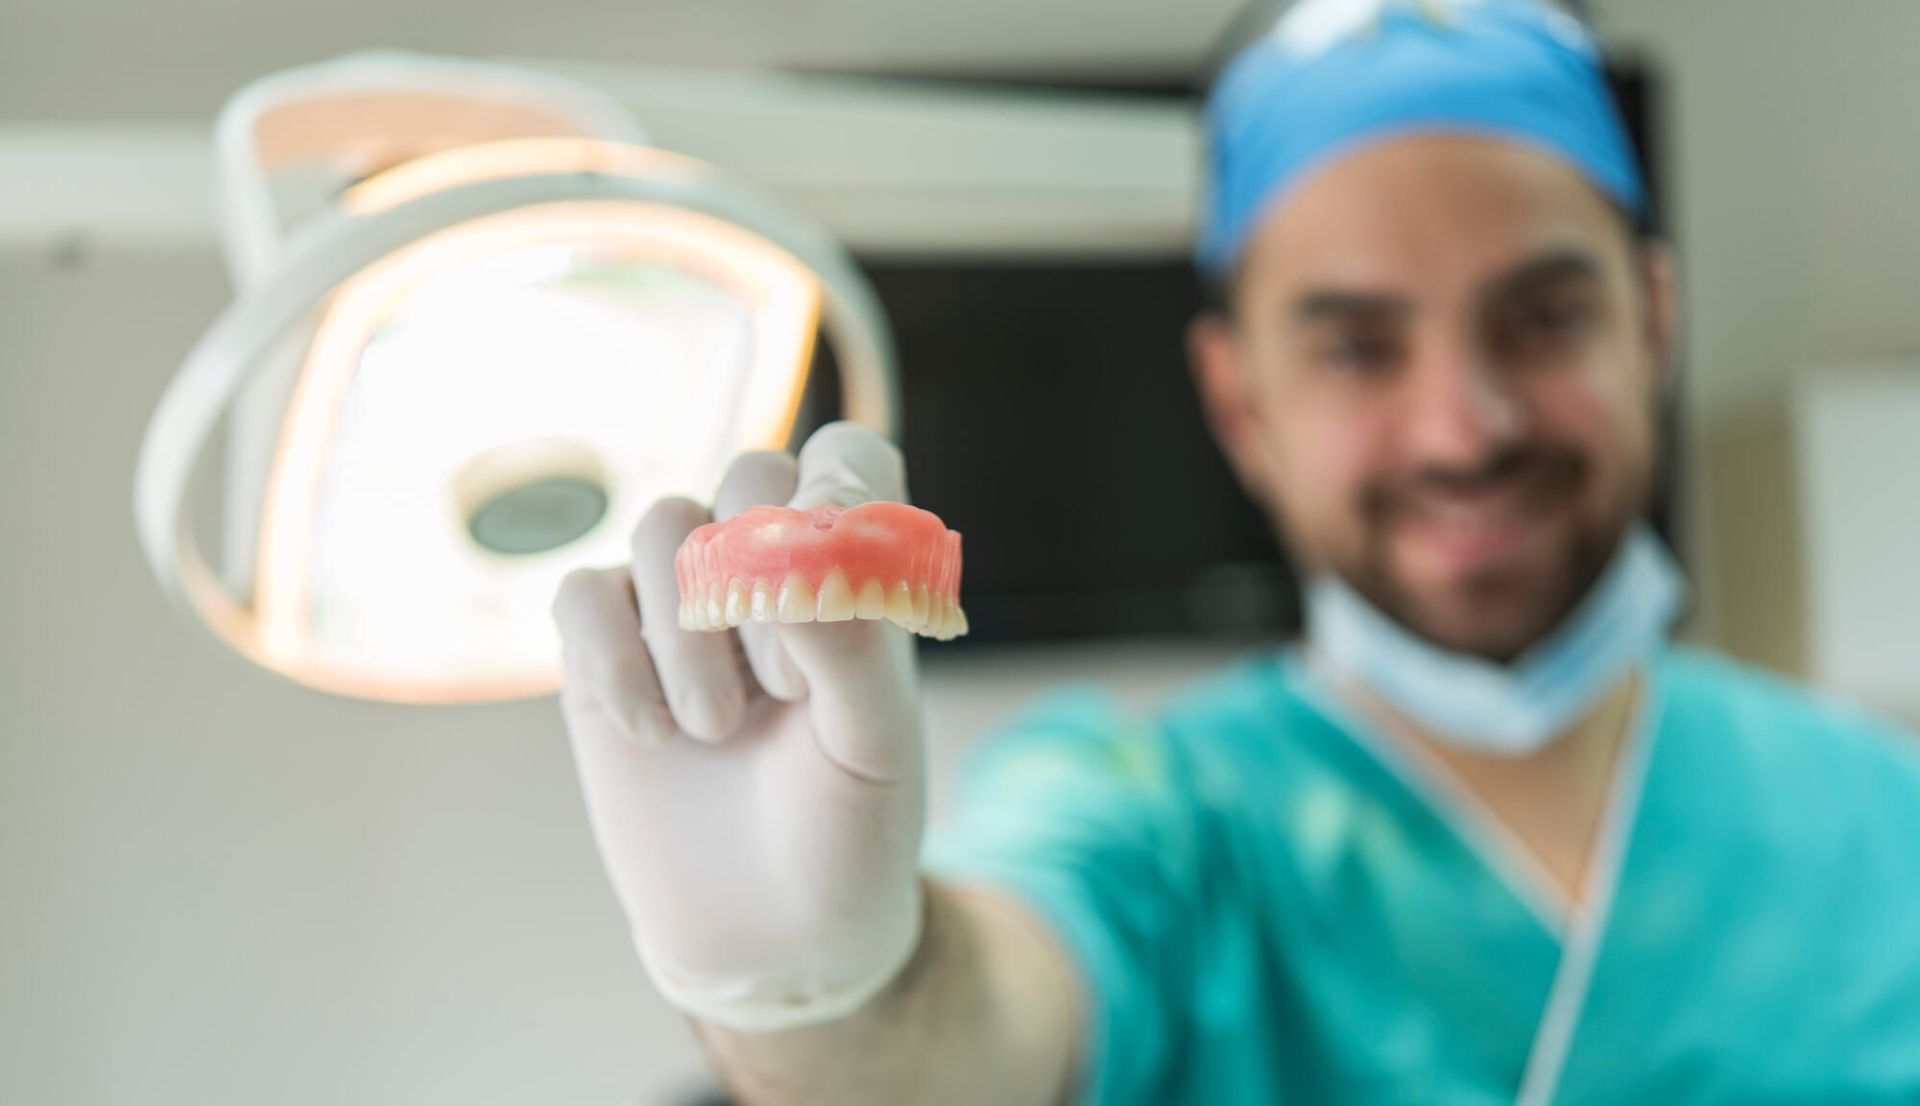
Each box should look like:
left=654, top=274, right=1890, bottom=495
left=1304, top=524, right=1688, bottom=756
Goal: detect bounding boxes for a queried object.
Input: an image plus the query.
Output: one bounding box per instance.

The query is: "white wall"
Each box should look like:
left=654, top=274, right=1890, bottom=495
left=1594, top=0, right=1920, bottom=678
left=1795, top=366, right=1920, bottom=715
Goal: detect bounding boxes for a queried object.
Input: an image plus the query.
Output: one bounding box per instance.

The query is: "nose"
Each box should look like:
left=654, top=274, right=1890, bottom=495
left=1399, top=336, right=1528, bottom=470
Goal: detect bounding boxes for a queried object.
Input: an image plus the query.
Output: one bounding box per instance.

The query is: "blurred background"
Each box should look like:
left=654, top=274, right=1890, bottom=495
left=5, top=1, right=1920, bottom=1103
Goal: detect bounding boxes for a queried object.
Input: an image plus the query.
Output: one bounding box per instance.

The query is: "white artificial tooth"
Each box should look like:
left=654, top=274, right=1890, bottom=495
left=923, top=597, right=948, bottom=638
left=750, top=580, right=776, bottom=622
left=724, top=580, right=749, bottom=626
left=705, top=584, right=724, bottom=627
left=679, top=599, right=697, bottom=631
left=777, top=576, right=816, bottom=623
left=885, top=580, right=915, bottom=625
left=910, top=583, right=930, bottom=627
left=816, top=571, right=857, bottom=622
left=954, top=606, right=970, bottom=637
left=855, top=578, right=887, bottom=620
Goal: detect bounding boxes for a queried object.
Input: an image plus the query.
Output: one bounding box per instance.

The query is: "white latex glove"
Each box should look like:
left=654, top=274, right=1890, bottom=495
left=552, top=421, right=925, bottom=1033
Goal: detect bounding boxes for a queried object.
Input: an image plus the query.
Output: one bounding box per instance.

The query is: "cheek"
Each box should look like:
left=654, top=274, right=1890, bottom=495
left=1261, top=397, right=1386, bottom=539
left=1529, top=360, right=1657, bottom=491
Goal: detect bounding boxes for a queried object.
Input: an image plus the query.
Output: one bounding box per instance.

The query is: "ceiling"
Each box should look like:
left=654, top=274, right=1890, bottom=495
left=1, top=0, right=1252, bottom=121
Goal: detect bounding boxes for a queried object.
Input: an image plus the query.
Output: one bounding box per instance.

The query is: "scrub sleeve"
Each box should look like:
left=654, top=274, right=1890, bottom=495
left=923, top=689, right=1199, bottom=1106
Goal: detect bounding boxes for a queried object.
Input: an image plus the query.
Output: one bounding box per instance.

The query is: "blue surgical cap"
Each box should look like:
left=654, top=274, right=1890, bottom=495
left=1198, top=0, right=1648, bottom=277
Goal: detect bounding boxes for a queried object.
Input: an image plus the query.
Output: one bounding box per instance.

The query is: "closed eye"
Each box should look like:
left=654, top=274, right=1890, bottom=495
left=1311, top=328, right=1404, bottom=373
left=1489, top=290, right=1598, bottom=361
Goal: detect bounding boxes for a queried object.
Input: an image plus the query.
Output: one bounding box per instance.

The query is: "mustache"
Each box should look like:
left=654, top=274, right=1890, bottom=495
left=1360, top=445, right=1588, bottom=521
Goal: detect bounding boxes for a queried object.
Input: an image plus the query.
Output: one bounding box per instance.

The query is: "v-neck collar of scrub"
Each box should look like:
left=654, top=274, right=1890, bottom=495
left=1273, top=645, right=1670, bottom=1104
left=1277, top=646, right=1662, bottom=933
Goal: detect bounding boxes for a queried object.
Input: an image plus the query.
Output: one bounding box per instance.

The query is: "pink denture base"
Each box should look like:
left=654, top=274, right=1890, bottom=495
left=676, top=501, right=962, bottom=604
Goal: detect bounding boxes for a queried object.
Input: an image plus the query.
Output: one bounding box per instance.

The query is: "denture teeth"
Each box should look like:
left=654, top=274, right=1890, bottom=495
left=856, top=578, right=887, bottom=620
left=679, top=572, right=966, bottom=636
left=816, top=571, right=857, bottom=622
left=777, top=575, right=815, bottom=623
left=885, top=580, right=915, bottom=624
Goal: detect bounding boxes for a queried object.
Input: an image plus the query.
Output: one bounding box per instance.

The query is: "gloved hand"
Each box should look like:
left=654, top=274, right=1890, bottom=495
left=552, top=421, right=925, bottom=1033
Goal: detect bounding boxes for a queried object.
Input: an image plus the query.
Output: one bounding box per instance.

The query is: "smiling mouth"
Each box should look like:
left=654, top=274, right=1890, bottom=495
left=1378, top=455, right=1583, bottom=570
left=1411, top=479, right=1548, bottom=533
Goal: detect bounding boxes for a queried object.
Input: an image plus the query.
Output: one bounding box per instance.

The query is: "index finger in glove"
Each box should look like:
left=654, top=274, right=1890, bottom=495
left=713, top=449, right=805, bottom=703
left=632, top=496, right=748, bottom=743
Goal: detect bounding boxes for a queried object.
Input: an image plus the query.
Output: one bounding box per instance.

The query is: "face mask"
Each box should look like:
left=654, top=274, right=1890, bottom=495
left=1304, top=524, right=1687, bottom=756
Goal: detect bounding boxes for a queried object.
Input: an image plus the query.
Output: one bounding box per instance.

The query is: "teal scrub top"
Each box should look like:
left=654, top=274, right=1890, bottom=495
left=923, top=647, right=1920, bottom=1105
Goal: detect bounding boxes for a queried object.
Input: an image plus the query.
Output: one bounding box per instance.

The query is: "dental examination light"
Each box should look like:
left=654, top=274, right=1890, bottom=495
left=134, top=53, right=898, bottom=704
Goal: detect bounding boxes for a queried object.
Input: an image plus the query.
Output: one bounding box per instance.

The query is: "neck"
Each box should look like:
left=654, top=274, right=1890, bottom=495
left=1345, top=669, right=1644, bottom=904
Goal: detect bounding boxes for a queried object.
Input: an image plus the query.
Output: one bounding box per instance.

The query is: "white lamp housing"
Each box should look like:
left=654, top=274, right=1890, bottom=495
left=134, top=53, right=897, bottom=703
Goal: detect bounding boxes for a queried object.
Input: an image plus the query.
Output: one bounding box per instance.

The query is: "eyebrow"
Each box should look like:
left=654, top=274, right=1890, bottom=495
left=1479, top=247, right=1604, bottom=306
left=1290, top=290, right=1411, bottom=325
left=1285, top=247, right=1605, bottom=327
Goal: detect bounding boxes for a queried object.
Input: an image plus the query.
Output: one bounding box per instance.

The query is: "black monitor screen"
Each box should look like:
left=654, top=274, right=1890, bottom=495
left=834, top=259, right=1293, bottom=646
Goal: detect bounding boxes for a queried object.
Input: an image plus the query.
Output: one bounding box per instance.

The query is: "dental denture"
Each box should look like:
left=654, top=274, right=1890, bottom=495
left=676, top=502, right=967, bottom=640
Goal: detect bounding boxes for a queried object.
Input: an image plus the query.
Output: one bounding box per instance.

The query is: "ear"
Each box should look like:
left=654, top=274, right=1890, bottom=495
left=1637, top=239, right=1680, bottom=393
left=1187, top=311, right=1276, bottom=507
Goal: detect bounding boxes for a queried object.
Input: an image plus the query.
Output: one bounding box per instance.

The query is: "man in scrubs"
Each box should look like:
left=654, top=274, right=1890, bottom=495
left=550, top=0, right=1920, bottom=1101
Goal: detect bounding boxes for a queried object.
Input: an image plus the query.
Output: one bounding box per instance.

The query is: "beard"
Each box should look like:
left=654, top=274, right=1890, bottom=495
left=1332, top=441, right=1647, bottom=664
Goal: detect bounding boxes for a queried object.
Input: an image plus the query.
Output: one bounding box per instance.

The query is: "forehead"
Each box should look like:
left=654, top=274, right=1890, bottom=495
left=1237, top=132, right=1627, bottom=300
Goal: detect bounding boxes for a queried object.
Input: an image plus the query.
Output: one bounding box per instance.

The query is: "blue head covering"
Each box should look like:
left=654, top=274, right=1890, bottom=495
left=1198, top=0, right=1648, bottom=277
